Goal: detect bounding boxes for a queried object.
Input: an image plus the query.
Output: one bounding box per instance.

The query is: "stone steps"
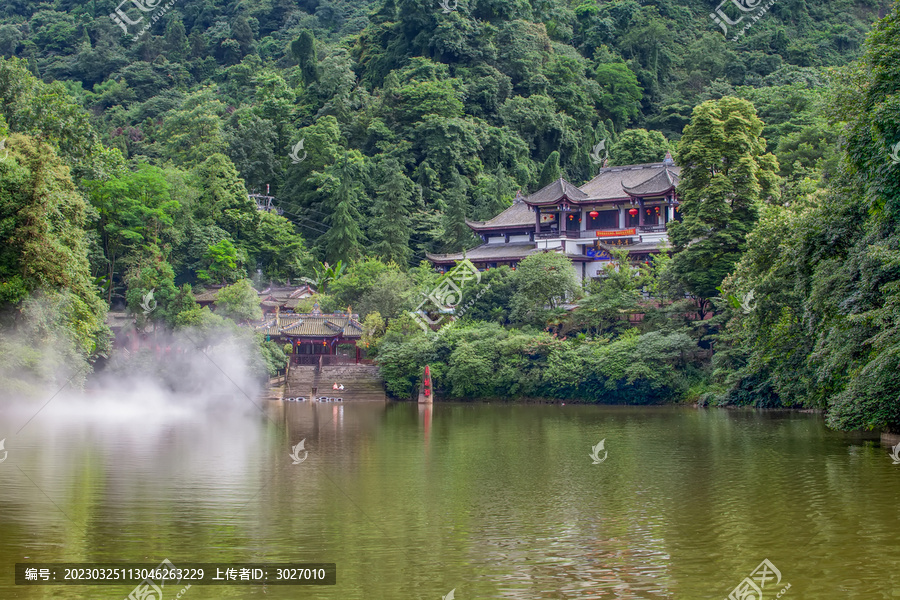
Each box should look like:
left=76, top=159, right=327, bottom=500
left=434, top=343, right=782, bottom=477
left=286, top=364, right=386, bottom=402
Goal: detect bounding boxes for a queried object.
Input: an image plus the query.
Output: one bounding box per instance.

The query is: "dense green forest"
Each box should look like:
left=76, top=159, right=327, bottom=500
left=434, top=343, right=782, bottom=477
left=0, top=0, right=898, bottom=431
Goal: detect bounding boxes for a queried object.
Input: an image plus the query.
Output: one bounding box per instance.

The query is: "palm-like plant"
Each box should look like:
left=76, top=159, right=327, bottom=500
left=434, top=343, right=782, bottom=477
left=300, top=260, right=345, bottom=293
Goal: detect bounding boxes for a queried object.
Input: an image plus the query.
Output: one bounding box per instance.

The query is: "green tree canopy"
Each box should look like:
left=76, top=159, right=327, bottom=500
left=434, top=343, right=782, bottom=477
left=668, top=96, right=780, bottom=317
left=510, top=251, right=580, bottom=326
left=214, top=279, right=263, bottom=323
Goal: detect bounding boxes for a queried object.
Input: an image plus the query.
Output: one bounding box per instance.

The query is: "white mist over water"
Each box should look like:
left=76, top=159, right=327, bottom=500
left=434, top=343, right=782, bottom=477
left=0, top=331, right=278, bottom=514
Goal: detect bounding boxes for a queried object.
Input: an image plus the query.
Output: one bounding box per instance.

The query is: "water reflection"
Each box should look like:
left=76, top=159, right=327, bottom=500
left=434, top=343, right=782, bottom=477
left=1, top=401, right=899, bottom=599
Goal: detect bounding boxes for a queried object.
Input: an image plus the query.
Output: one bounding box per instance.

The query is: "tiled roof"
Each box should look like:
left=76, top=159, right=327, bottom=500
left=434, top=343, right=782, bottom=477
left=106, top=311, right=134, bottom=327
left=253, top=313, right=363, bottom=338
left=198, top=284, right=314, bottom=307
left=194, top=287, right=225, bottom=302
left=426, top=243, right=591, bottom=264
left=523, top=178, right=589, bottom=206
left=466, top=197, right=534, bottom=230
left=621, top=167, right=679, bottom=196
left=579, top=163, right=682, bottom=202
left=426, top=242, right=541, bottom=264
left=284, top=297, right=303, bottom=309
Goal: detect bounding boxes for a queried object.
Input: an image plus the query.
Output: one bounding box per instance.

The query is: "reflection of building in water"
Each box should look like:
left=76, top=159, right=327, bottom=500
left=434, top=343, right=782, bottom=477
left=281, top=401, right=388, bottom=454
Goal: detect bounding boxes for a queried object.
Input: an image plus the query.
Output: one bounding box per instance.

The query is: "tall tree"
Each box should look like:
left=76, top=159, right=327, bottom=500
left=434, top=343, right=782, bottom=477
left=721, top=3, right=900, bottom=431
left=314, top=152, right=366, bottom=264
left=291, top=30, right=319, bottom=86
left=441, top=171, right=474, bottom=253
left=668, top=96, right=780, bottom=318
left=370, top=158, right=415, bottom=265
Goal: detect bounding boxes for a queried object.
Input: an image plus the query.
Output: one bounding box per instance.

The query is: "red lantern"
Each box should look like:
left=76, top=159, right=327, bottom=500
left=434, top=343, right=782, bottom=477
left=589, top=211, right=599, bottom=218
left=628, top=208, right=638, bottom=217
left=655, top=206, right=660, bottom=214
left=568, top=215, right=574, bottom=220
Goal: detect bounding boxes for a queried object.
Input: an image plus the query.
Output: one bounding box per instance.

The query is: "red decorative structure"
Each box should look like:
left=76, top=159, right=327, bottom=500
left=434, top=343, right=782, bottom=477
left=628, top=208, right=639, bottom=217
left=589, top=211, right=599, bottom=218
left=419, top=365, right=433, bottom=403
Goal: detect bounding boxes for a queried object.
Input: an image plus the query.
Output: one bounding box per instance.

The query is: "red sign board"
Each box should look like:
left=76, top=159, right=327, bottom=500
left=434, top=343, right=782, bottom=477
left=596, top=228, right=636, bottom=237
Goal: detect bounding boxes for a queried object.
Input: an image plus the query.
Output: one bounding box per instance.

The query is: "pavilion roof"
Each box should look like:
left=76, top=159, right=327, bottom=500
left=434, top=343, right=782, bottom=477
left=465, top=196, right=534, bottom=231
left=253, top=312, right=363, bottom=338
left=426, top=241, right=541, bottom=264
left=579, top=162, right=681, bottom=202
left=621, top=166, right=679, bottom=197
left=195, top=283, right=316, bottom=308
left=522, top=178, right=589, bottom=206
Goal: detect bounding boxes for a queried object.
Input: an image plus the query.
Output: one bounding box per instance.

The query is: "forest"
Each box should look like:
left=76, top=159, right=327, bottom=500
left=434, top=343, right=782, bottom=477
left=0, top=0, right=898, bottom=431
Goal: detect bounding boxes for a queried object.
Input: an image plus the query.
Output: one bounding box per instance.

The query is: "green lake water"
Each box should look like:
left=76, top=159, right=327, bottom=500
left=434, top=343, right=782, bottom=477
left=2, top=401, right=900, bottom=599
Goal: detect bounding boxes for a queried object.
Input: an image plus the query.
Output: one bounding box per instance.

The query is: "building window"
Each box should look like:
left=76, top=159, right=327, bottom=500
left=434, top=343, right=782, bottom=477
left=626, top=210, right=640, bottom=227
left=587, top=210, right=618, bottom=230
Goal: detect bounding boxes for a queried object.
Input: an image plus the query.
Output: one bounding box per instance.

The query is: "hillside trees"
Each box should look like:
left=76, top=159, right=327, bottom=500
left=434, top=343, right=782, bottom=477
left=721, top=2, right=900, bottom=431
left=0, top=134, right=109, bottom=387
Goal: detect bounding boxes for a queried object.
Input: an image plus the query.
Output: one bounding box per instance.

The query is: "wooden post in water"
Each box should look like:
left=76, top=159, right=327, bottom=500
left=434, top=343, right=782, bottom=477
left=417, top=365, right=432, bottom=404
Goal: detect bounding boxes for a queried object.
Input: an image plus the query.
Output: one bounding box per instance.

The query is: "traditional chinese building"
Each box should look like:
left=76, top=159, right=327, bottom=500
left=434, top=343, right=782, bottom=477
left=427, top=153, right=680, bottom=280
left=258, top=283, right=315, bottom=315
left=194, top=283, right=315, bottom=313
left=253, top=303, right=367, bottom=365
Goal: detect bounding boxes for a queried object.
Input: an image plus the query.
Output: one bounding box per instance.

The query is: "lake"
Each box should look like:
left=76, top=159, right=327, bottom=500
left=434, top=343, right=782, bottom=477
left=1, top=400, right=899, bottom=599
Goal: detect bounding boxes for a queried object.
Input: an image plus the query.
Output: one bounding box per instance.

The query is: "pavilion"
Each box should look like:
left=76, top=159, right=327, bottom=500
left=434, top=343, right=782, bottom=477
left=427, top=153, right=681, bottom=280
